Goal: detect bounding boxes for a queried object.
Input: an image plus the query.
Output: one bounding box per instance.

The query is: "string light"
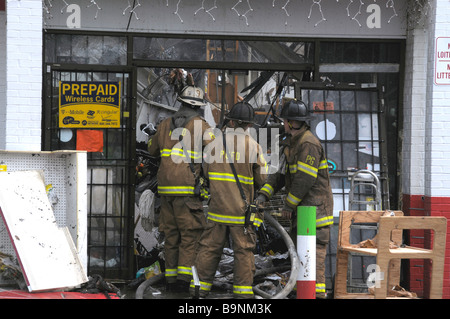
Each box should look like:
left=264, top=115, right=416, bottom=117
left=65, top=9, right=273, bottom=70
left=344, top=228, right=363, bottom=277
left=42, top=0, right=53, bottom=19
left=351, top=0, right=365, bottom=27
left=87, top=0, right=101, bottom=20
left=282, top=0, right=290, bottom=25
left=272, top=0, right=291, bottom=25
left=60, top=0, right=69, bottom=14
left=174, top=0, right=183, bottom=23
left=346, top=0, right=353, bottom=17
left=42, top=0, right=422, bottom=28
left=232, top=0, right=253, bottom=26
left=42, top=0, right=54, bottom=28
left=123, top=0, right=142, bottom=20
left=194, top=0, right=217, bottom=21
left=386, top=0, right=397, bottom=23
left=308, top=0, right=326, bottom=27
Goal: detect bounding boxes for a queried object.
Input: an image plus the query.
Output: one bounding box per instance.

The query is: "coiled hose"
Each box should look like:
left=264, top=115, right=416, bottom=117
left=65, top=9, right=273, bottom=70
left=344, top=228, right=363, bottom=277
left=135, top=211, right=300, bottom=299
left=255, top=211, right=300, bottom=299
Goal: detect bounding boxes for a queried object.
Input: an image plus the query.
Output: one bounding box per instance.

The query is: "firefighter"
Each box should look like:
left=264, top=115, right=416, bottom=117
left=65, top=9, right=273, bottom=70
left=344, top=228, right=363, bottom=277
left=256, top=99, right=333, bottom=299
left=147, top=85, right=214, bottom=292
left=190, top=102, right=268, bottom=299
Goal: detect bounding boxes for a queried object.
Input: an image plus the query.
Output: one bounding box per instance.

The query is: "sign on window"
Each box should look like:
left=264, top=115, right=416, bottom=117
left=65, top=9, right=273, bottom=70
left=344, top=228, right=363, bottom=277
left=59, top=81, right=121, bottom=128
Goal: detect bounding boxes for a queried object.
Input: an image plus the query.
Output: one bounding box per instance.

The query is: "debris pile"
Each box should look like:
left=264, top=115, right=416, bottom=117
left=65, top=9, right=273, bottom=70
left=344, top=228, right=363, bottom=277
left=72, top=274, right=122, bottom=299
left=0, top=252, right=26, bottom=289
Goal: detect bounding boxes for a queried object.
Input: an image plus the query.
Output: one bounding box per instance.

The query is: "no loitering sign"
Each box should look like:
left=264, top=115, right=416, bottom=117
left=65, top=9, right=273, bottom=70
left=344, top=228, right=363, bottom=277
left=435, top=37, right=450, bottom=85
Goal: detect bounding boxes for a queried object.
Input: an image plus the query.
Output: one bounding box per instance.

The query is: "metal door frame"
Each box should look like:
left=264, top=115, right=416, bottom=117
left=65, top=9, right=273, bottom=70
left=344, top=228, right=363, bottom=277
left=294, top=81, right=390, bottom=210
left=294, top=81, right=390, bottom=294
left=42, top=64, right=137, bottom=280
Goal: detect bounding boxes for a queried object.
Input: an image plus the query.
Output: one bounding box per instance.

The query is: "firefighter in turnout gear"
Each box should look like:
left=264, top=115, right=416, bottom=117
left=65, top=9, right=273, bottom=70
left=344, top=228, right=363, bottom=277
left=256, top=99, right=333, bottom=298
left=191, top=102, right=268, bottom=299
left=148, top=85, right=214, bottom=292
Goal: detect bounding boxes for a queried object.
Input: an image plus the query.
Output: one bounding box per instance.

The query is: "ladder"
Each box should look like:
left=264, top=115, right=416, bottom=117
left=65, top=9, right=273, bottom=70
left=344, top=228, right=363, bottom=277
left=347, top=169, right=382, bottom=291
left=348, top=169, right=382, bottom=211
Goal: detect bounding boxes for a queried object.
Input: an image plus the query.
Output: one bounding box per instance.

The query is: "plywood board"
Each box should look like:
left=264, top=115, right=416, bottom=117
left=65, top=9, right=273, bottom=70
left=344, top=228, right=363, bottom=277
left=0, top=170, right=88, bottom=292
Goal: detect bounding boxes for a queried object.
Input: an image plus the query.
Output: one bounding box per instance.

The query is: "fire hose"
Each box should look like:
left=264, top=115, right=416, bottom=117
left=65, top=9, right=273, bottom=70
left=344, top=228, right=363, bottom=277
left=254, top=211, right=300, bottom=299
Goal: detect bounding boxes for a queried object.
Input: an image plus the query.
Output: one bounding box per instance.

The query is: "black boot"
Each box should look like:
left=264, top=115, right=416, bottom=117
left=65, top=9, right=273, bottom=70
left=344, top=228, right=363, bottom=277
left=176, top=280, right=190, bottom=293
left=165, top=281, right=178, bottom=292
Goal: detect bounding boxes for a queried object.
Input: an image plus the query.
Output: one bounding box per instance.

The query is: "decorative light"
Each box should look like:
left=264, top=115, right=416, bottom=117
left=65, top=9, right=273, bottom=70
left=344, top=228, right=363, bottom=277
left=386, top=0, right=397, bottom=23
left=41, top=0, right=424, bottom=28
left=281, top=0, right=290, bottom=18
left=123, top=0, right=142, bottom=20
left=350, top=0, right=365, bottom=27
left=195, top=0, right=217, bottom=21
left=87, top=0, right=101, bottom=20
left=60, top=0, right=69, bottom=13
left=232, top=0, right=253, bottom=26
left=174, top=0, right=183, bottom=23
left=42, top=0, right=53, bottom=19
left=308, top=0, right=326, bottom=27
left=272, top=0, right=290, bottom=25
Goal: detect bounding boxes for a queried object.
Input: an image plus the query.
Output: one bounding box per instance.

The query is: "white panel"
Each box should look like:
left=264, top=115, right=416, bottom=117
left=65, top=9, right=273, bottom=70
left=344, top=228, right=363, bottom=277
left=0, top=150, right=87, bottom=273
left=0, top=170, right=88, bottom=292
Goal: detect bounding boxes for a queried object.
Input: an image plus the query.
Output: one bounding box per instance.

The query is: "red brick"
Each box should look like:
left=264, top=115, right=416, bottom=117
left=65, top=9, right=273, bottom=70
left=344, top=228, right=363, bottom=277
left=401, top=194, right=450, bottom=298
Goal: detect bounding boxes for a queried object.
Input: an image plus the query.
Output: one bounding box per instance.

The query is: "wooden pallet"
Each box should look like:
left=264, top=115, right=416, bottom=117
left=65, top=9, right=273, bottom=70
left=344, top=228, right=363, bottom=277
left=334, top=211, right=447, bottom=299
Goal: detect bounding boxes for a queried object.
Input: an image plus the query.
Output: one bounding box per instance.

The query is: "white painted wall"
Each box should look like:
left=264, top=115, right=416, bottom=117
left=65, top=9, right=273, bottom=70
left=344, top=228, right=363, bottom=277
left=402, top=27, right=427, bottom=196
left=0, top=10, right=6, bottom=149
left=5, top=0, right=42, bottom=151
left=424, top=0, right=450, bottom=198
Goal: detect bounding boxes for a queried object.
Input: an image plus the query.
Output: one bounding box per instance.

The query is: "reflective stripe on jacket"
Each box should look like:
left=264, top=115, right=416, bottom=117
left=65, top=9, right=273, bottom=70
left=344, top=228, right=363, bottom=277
left=258, top=126, right=333, bottom=228
left=148, top=113, right=214, bottom=196
left=203, top=129, right=268, bottom=227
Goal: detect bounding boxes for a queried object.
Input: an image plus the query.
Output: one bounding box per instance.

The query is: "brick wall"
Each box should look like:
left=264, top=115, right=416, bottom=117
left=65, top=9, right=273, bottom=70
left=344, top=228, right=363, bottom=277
left=4, top=0, right=42, bottom=151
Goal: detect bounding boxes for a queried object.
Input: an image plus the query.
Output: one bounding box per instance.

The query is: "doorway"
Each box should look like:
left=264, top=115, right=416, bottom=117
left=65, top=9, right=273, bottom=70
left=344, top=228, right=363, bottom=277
left=43, top=68, right=136, bottom=279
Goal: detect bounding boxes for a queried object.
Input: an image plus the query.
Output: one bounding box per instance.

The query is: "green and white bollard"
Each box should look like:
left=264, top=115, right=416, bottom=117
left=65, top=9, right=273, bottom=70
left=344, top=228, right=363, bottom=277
left=296, top=206, right=316, bottom=299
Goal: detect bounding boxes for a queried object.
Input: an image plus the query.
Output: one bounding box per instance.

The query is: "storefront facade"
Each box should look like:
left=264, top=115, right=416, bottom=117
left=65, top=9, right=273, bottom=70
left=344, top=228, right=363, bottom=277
left=1, top=0, right=449, bottom=298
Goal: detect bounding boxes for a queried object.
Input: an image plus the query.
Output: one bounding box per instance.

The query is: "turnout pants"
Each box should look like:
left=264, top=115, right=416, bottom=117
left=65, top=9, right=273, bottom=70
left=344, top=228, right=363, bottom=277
left=159, top=195, right=206, bottom=283
left=191, top=222, right=257, bottom=299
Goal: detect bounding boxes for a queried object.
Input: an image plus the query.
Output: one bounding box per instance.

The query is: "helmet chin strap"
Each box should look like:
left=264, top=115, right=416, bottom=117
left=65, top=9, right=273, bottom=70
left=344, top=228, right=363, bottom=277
left=288, top=120, right=302, bottom=130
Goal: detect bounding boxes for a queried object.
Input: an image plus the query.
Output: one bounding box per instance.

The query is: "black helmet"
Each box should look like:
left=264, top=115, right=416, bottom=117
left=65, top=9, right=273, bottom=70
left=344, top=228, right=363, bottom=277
left=280, top=99, right=311, bottom=122
left=226, top=102, right=255, bottom=124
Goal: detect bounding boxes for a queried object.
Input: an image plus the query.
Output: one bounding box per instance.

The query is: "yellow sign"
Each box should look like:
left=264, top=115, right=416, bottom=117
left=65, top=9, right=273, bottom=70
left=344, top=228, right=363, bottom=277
left=59, top=81, right=121, bottom=128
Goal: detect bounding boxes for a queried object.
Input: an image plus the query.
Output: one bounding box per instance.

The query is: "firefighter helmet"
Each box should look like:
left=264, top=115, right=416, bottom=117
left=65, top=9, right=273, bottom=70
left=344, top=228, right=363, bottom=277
left=226, top=102, right=255, bottom=124
left=280, top=99, right=311, bottom=122
left=177, top=85, right=206, bottom=107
